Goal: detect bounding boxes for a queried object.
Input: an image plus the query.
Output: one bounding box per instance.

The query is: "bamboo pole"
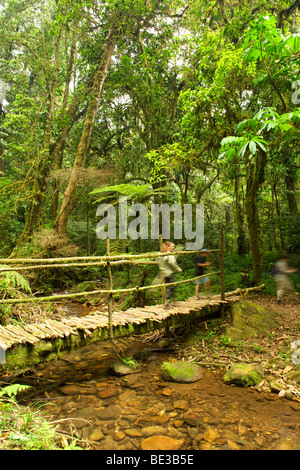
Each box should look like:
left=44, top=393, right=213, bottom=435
left=0, top=250, right=220, bottom=265
left=220, top=227, right=225, bottom=301
left=159, top=235, right=165, bottom=304
left=0, top=272, right=220, bottom=304
left=106, top=239, right=114, bottom=341
left=0, top=260, right=158, bottom=273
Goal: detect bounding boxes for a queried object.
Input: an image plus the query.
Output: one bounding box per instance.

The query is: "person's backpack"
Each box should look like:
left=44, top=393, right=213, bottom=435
left=270, top=264, right=279, bottom=276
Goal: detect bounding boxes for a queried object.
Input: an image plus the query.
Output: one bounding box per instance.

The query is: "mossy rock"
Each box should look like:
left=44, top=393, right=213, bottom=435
left=287, top=371, right=300, bottom=385
left=223, top=363, right=264, bottom=387
left=226, top=301, right=276, bottom=341
left=269, top=381, right=283, bottom=393
left=161, top=361, right=203, bottom=383
left=108, top=359, right=141, bottom=376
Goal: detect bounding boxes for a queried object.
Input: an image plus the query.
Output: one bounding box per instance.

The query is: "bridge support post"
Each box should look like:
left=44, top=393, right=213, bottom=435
left=106, top=239, right=114, bottom=341
left=220, top=227, right=225, bottom=301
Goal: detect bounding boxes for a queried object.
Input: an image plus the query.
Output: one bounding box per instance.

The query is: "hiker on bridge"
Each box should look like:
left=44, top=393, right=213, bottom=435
left=195, top=249, right=212, bottom=299
left=159, top=241, right=182, bottom=310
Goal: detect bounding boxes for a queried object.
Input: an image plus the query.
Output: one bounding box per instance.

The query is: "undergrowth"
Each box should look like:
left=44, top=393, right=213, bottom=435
left=0, top=384, right=81, bottom=450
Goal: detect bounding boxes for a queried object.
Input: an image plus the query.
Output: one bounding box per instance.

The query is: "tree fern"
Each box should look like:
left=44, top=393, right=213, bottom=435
left=0, top=266, right=31, bottom=294
left=0, top=384, right=31, bottom=398
left=90, top=183, right=171, bottom=205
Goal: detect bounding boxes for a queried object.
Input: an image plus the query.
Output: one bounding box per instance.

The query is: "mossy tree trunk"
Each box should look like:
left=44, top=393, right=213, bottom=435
left=244, top=149, right=267, bottom=284
left=56, top=27, right=117, bottom=237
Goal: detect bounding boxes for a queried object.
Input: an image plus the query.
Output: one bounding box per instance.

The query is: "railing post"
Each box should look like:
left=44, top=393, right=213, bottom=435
left=220, top=227, right=225, bottom=301
left=159, top=235, right=165, bottom=304
left=106, top=238, right=114, bottom=341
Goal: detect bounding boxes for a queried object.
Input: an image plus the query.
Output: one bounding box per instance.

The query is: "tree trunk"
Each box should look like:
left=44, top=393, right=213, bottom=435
left=18, top=28, right=63, bottom=243
left=234, top=170, right=248, bottom=255
left=285, top=165, right=298, bottom=214
left=56, top=27, right=117, bottom=236
left=245, top=181, right=262, bottom=284
left=244, top=149, right=267, bottom=284
left=269, top=174, right=280, bottom=250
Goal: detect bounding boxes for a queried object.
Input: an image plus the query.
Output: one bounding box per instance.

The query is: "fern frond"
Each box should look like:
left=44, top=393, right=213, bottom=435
left=0, top=266, right=31, bottom=293
left=90, top=183, right=172, bottom=205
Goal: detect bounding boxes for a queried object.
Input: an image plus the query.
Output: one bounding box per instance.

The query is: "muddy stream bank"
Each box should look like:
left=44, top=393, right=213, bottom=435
left=16, top=297, right=300, bottom=451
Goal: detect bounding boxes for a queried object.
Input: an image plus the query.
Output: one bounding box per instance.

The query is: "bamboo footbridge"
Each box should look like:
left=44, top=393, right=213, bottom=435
left=0, top=233, right=264, bottom=371
left=0, top=294, right=248, bottom=372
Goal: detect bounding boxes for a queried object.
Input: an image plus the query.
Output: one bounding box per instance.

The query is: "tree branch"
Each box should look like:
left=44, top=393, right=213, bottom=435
left=277, top=0, right=300, bottom=29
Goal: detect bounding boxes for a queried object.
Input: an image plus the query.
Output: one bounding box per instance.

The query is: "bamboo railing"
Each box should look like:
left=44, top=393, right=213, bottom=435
left=0, top=233, right=226, bottom=340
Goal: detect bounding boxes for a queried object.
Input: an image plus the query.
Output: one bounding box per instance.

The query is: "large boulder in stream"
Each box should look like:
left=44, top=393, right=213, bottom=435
left=161, top=361, right=203, bottom=383
left=223, top=363, right=264, bottom=387
left=226, top=301, right=276, bottom=341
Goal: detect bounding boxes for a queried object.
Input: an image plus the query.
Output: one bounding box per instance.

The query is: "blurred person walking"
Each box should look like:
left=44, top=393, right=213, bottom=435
left=195, top=249, right=212, bottom=299
left=274, top=253, right=297, bottom=303
left=159, top=241, right=182, bottom=310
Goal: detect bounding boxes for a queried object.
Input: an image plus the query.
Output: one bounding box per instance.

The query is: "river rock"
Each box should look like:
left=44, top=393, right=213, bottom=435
left=161, top=361, right=203, bottom=383
left=287, top=371, right=300, bottom=384
left=135, top=415, right=169, bottom=426
left=272, top=437, right=298, bottom=450
left=109, top=360, right=140, bottom=376
left=223, top=363, right=264, bottom=387
left=97, top=404, right=122, bottom=420
left=141, top=435, right=184, bottom=450
left=269, top=381, right=283, bottom=393
left=203, top=427, right=220, bottom=443
left=88, top=428, right=104, bottom=441
left=141, top=426, right=167, bottom=437
left=183, top=411, right=203, bottom=426
left=173, top=399, right=188, bottom=410
left=98, top=386, right=119, bottom=398
left=99, top=436, right=120, bottom=450
left=59, top=384, right=95, bottom=395
left=226, top=301, right=276, bottom=340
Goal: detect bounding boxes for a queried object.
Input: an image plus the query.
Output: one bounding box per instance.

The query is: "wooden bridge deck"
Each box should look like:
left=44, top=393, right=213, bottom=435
left=0, top=295, right=240, bottom=371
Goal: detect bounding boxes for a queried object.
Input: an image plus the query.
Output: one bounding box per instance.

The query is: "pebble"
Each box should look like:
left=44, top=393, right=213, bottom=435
left=88, top=428, right=104, bottom=441
left=135, top=415, right=169, bottom=426
left=182, top=411, right=203, bottom=426
left=203, top=427, right=220, bottom=443
left=141, top=436, right=185, bottom=450
left=98, top=405, right=122, bottom=420
left=114, top=430, right=126, bottom=441
left=173, top=399, right=188, bottom=410
left=124, top=429, right=142, bottom=437
left=98, top=386, right=119, bottom=398
left=141, top=426, right=167, bottom=437
left=226, top=440, right=241, bottom=450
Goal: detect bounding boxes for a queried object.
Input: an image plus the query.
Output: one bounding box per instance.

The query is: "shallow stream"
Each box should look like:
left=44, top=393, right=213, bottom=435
left=19, top=329, right=300, bottom=451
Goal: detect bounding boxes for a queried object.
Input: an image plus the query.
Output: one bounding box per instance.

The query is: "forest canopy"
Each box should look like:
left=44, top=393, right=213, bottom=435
left=0, top=0, right=299, bottom=288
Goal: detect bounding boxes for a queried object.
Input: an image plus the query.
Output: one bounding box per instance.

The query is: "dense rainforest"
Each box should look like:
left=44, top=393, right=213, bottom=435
left=0, top=0, right=299, bottom=303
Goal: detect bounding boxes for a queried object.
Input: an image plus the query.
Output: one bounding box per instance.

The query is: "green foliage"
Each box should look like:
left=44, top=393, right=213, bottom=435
left=0, top=267, right=31, bottom=294
left=90, top=183, right=170, bottom=204
left=121, top=356, right=140, bottom=369
left=0, top=267, right=31, bottom=323
left=0, top=384, right=55, bottom=450
left=0, top=383, right=82, bottom=450
left=0, top=383, right=31, bottom=398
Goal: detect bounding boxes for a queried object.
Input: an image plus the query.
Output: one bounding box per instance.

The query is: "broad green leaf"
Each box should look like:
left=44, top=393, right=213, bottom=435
left=249, top=140, right=257, bottom=154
